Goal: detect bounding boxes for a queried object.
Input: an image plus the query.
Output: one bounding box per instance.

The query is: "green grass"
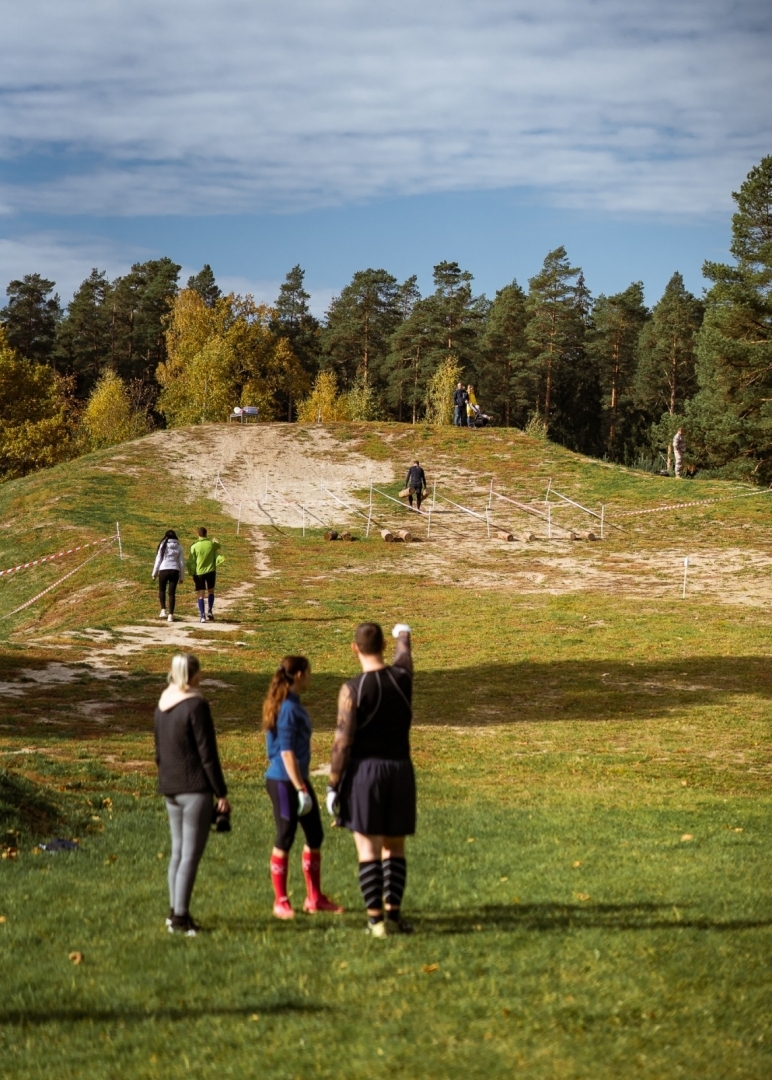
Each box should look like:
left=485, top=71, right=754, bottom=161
left=1, top=423, right=771, bottom=1078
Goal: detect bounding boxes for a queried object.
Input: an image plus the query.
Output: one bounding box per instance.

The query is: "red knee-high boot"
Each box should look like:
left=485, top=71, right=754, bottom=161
left=270, top=851, right=293, bottom=919
left=302, top=849, right=344, bottom=914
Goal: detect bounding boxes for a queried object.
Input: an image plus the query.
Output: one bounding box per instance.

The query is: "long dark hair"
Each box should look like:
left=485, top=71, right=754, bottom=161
left=262, top=655, right=310, bottom=732
left=157, top=529, right=178, bottom=560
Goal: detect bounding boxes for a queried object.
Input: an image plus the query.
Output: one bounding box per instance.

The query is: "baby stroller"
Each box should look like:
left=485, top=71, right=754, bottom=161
left=469, top=404, right=492, bottom=428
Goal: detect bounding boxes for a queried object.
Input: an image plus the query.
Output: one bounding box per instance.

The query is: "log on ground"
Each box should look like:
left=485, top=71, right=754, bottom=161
left=380, top=529, right=394, bottom=542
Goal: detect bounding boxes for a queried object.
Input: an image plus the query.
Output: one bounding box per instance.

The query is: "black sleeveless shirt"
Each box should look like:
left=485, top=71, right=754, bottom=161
left=345, top=665, right=412, bottom=762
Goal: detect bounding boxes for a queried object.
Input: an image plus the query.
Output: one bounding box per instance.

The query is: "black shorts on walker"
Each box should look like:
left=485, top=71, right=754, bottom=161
left=339, top=758, right=416, bottom=836
left=193, top=571, right=216, bottom=591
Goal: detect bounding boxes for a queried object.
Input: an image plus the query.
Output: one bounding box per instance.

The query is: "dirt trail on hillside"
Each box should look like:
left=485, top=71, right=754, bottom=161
left=145, top=423, right=394, bottom=531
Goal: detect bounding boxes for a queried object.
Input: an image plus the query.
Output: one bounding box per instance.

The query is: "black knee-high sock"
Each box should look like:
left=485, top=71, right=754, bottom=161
left=383, top=856, right=406, bottom=918
left=358, top=860, right=384, bottom=915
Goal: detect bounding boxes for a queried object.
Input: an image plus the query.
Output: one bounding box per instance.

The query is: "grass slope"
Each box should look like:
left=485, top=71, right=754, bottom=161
left=0, top=423, right=770, bottom=1079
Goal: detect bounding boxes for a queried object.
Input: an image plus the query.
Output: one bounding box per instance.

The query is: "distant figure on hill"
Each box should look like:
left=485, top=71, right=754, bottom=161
left=152, top=530, right=185, bottom=623
left=154, top=653, right=230, bottom=936
left=465, top=384, right=478, bottom=426
left=673, top=428, right=686, bottom=478
left=188, top=527, right=222, bottom=623
left=452, top=382, right=469, bottom=427
left=404, top=460, right=427, bottom=511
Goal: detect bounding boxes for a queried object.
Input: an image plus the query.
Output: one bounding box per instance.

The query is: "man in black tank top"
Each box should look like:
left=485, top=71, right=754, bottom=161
left=326, top=621, right=416, bottom=937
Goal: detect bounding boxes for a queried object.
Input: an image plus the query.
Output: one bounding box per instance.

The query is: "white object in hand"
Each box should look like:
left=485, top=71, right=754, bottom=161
left=297, top=789, right=313, bottom=816
left=325, top=788, right=340, bottom=816
left=392, top=623, right=411, bottom=637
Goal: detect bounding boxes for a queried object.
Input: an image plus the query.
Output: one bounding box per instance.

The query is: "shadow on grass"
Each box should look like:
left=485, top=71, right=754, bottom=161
left=0, top=767, right=65, bottom=838
left=416, top=903, right=772, bottom=935
left=3, top=655, right=770, bottom=736
left=0, top=1000, right=329, bottom=1027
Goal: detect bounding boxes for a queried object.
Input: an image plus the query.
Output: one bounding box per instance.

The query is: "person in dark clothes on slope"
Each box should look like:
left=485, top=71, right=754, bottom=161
left=404, top=460, right=427, bottom=511
left=326, top=622, right=416, bottom=937
left=452, top=382, right=469, bottom=427
left=154, top=653, right=230, bottom=936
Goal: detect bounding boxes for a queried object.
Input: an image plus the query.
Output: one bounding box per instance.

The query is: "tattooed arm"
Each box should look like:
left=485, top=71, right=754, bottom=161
left=329, top=682, right=358, bottom=787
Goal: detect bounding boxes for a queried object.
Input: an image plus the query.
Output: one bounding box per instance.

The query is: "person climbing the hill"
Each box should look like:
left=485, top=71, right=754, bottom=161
left=404, top=460, right=427, bottom=511
left=326, top=622, right=416, bottom=937
left=465, top=384, right=478, bottom=427
left=263, top=655, right=344, bottom=920
left=152, top=529, right=185, bottom=623
left=188, top=527, right=222, bottom=623
left=154, top=653, right=230, bottom=936
left=452, top=382, right=469, bottom=427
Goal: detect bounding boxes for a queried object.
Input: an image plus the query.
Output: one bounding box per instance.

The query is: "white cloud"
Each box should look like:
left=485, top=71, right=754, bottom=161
left=0, top=0, right=769, bottom=217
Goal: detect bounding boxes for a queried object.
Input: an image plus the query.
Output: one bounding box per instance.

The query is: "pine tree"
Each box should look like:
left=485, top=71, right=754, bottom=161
left=321, top=269, right=401, bottom=387
left=479, top=281, right=530, bottom=426
left=111, top=258, right=181, bottom=385
left=424, top=261, right=485, bottom=375
left=688, top=156, right=772, bottom=478
left=525, top=248, right=581, bottom=423
left=635, top=272, right=703, bottom=469
left=187, top=265, right=221, bottom=307
left=0, top=274, right=62, bottom=365
left=589, top=282, right=648, bottom=458
left=273, top=266, right=321, bottom=410
left=55, top=269, right=113, bottom=395
left=383, top=296, right=431, bottom=423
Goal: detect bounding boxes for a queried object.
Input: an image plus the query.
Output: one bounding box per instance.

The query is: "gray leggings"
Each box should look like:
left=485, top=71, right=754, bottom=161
left=166, top=793, right=212, bottom=915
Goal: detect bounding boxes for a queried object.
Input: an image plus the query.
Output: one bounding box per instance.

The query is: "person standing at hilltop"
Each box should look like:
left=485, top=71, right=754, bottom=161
left=152, top=530, right=185, bottom=623
left=404, top=460, right=427, bottom=511
left=452, top=382, right=469, bottom=427
left=188, top=527, right=222, bottom=623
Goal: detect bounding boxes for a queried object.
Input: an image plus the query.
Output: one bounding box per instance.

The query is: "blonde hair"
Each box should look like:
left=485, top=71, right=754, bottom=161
left=262, top=656, right=309, bottom=732
left=167, top=653, right=200, bottom=689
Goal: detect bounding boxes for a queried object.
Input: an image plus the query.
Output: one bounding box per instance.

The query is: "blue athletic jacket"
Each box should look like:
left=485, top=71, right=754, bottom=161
left=265, top=692, right=312, bottom=781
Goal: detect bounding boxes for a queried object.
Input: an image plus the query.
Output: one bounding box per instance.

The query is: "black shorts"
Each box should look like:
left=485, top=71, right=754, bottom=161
left=266, top=778, right=324, bottom=851
left=339, top=758, right=416, bottom=837
left=193, top=571, right=216, bottom=591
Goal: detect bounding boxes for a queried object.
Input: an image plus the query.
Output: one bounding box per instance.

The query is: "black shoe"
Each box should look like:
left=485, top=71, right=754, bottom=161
left=168, top=913, right=199, bottom=936
left=387, top=914, right=414, bottom=934
left=207, top=613, right=214, bottom=621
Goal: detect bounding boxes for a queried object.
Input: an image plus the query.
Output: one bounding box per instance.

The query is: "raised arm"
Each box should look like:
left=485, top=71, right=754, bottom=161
left=329, top=682, right=358, bottom=787
left=392, top=628, right=413, bottom=677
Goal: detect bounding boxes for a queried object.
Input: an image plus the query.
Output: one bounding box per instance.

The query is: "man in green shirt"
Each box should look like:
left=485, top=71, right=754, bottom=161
left=188, top=527, right=221, bottom=623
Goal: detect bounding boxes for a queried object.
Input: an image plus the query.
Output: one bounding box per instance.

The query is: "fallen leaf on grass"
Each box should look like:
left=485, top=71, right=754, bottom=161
left=2, top=847, right=19, bottom=860
left=680, top=834, right=693, bottom=842
left=575, top=893, right=591, bottom=902
left=572, top=860, right=582, bottom=868
left=104, top=854, right=117, bottom=864
left=473, top=924, right=483, bottom=931
left=250, top=1014, right=259, bottom=1022
left=157, top=852, right=164, bottom=859
left=467, top=838, right=476, bottom=844
left=68, top=951, right=83, bottom=965
left=0, top=915, right=7, bottom=923
left=502, top=1008, right=511, bottom=1017
left=422, top=963, right=439, bottom=974
left=499, top=876, right=508, bottom=882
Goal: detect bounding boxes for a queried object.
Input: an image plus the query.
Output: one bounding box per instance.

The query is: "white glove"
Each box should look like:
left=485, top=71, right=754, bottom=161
left=392, top=623, right=411, bottom=638
left=297, top=789, right=313, bottom=817
left=325, top=787, right=340, bottom=816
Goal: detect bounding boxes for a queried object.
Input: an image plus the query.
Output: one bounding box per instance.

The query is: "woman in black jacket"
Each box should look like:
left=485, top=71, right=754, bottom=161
left=154, top=653, right=230, bottom=936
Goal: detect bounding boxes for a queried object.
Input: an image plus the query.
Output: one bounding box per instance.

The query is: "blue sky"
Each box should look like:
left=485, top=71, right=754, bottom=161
left=1, top=0, right=770, bottom=314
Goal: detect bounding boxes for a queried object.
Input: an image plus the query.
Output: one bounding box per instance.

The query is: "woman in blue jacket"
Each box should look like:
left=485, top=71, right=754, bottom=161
left=263, top=655, right=343, bottom=919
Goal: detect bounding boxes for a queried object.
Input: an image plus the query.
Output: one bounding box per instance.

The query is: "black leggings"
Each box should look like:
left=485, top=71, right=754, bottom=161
left=266, top=778, right=324, bottom=851
left=158, top=570, right=179, bottom=614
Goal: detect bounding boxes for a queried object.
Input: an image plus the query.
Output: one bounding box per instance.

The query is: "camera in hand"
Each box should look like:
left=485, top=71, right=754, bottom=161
left=212, top=803, right=231, bottom=833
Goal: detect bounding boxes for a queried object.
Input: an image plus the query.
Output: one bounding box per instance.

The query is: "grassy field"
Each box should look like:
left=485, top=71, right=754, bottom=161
left=0, top=423, right=771, bottom=1079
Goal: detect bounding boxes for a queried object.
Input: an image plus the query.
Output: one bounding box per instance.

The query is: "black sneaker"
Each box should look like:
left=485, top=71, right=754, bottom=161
left=387, top=915, right=414, bottom=934
left=207, top=612, right=214, bottom=621
left=168, top=913, right=199, bottom=937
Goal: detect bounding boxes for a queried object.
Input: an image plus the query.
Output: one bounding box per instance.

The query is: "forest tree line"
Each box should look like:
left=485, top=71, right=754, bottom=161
left=1, top=156, right=770, bottom=481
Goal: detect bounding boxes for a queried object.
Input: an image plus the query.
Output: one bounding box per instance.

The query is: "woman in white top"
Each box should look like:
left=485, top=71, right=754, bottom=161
left=152, top=530, right=185, bottom=623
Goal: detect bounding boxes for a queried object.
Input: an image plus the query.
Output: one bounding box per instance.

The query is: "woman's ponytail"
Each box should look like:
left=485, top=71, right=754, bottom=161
left=261, top=655, right=309, bottom=731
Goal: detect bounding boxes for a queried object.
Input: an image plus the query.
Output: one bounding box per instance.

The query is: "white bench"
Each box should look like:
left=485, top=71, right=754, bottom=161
left=228, top=406, right=259, bottom=423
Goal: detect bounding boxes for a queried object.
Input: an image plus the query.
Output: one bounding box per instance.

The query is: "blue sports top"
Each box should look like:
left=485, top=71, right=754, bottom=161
left=265, top=692, right=312, bottom=781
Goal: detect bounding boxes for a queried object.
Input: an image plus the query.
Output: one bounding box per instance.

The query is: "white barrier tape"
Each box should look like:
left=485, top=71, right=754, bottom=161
left=1, top=540, right=116, bottom=620
left=613, top=488, right=772, bottom=518
left=0, top=536, right=116, bottom=578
